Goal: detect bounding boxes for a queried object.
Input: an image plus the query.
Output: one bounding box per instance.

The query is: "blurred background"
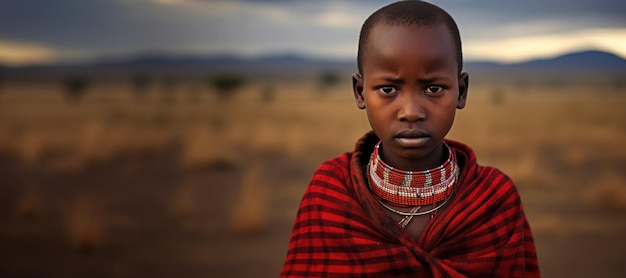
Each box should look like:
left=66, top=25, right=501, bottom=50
left=0, top=0, right=625, bottom=277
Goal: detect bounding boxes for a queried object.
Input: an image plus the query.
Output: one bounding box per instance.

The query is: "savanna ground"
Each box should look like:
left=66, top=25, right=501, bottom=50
left=0, top=77, right=625, bottom=277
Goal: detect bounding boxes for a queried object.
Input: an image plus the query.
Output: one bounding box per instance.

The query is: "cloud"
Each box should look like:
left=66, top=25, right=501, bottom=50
left=465, top=28, right=626, bottom=62
left=0, top=0, right=625, bottom=65
left=316, top=11, right=364, bottom=28
left=440, top=0, right=626, bottom=22
left=0, top=40, right=58, bottom=66
left=257, top=5, right=293, bottom=24
left=152, top=0, right=247, bottom=16
left=313, top=2, right=369, bottom=28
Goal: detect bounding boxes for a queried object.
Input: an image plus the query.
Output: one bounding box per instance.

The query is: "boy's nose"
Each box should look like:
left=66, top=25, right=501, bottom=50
left=398, top=93, right=426, bottom=122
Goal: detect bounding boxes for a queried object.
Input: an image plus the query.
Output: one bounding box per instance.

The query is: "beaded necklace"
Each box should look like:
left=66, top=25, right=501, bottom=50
left=367, top=141, right=458, bottom=207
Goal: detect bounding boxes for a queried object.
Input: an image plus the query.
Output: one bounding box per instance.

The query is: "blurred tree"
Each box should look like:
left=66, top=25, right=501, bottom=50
left=490, top=87, right=505, bottom=105
left=132, top=73, right=151, bottom=102
left=612, top=75, right=626, bottom=91
left=319, top=70, right=341, bottom=88
left=261, top=84, right=276, bottom=103
left=63, top=75, right=90, bottom=104
left=161, top=76, right=178, bottom=92
left=160, top=76, right=179, bottom=104
left=207, top=73, right=246, bottom=100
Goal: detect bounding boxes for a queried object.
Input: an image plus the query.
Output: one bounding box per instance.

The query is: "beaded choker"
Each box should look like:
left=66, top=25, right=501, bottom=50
left=367, top=141, right=458, bottom=207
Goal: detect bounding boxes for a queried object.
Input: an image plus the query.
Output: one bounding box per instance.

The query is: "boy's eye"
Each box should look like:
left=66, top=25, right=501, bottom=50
left=424, top=85, right=444, bottom=95
left=377, top=86, right=398, bottom=95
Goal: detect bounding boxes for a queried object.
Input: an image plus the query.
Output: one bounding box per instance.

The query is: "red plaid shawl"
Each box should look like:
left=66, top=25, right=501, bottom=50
left=281, top=132, right=540, bottom=277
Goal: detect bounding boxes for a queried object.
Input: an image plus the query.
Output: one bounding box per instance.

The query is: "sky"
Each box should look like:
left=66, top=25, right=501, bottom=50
left=0, top=0, right=625, bottom=66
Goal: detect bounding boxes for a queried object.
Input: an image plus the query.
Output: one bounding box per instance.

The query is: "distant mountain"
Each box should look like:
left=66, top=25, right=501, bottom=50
left=0, top=53, right=356, bottom=81
left=464, top=50, right=626, bottom=85
left=466, top=50, right=626, bottom=71
left=90, top=50, right=625, bottom=71
left=1, top=49, right=624, bottom=82
left=91, top=53, right=348, bottom=68
left=514, top=50, right=626, bottom=70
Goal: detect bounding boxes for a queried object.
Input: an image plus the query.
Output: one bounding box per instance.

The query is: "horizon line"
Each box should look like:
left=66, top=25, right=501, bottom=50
left=1, top=48, right=623, bottom=69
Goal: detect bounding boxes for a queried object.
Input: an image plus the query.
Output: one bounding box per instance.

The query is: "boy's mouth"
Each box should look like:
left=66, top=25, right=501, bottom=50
left=394, top=129, right=430, bottom=148
left=395, top=129, right=429, bottom=138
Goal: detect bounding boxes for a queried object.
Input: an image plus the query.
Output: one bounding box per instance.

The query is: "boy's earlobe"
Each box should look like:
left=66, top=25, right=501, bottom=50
left=457, top=72, right=469, bottom=109
left=352, top=73, right=366, bottom=109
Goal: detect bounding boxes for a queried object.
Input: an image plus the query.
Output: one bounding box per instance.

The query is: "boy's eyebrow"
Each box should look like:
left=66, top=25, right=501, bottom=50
left=372, top=74, right=453, bottom=84
left=418, top=75, right=451, bottom=83
left=374, top=76, right=405, bottom=84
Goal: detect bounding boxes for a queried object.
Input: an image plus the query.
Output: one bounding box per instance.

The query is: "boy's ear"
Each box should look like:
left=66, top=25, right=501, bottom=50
left=457, top=72, right=469, bottom=109
left=352, top=73, right=366, bottom=109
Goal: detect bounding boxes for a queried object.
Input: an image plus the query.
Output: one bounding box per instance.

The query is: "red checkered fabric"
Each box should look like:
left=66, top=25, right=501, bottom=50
left=281, top=132, right=540, bottom=277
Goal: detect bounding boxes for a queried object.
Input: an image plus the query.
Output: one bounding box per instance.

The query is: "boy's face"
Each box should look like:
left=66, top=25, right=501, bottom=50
left=352, top=23, right=468, bottom=171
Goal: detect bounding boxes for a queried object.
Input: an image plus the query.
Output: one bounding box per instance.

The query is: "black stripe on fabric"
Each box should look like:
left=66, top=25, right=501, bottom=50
left=315, top=165, right=348, bottom=182
left=299, top=192, right=373, bottom=225
left=449, top=174, right=516, bottom=236
left=286, top=250, right=406, bottom=266
left=284, top=266, right=421, bottom=278
left=292, top=217, right=380, bottom=240
left=460, top=204, right=522, bottom=244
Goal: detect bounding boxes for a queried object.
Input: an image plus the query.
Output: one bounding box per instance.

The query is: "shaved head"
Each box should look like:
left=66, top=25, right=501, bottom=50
left=357, top=1, right=463, bottom=75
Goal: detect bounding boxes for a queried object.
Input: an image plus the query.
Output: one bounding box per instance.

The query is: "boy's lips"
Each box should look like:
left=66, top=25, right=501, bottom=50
left=394, top=129, right=430, bottom=148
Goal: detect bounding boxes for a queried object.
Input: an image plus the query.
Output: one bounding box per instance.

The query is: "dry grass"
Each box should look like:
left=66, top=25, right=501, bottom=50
left=585, top=174, right=626, bottom=210
left=0, top=82, right=365, bottom=173
left=65, top=196, right=106, bottom=254
left=561, top=146, right=588, bottom=169
left=530, top=214, right=610, bottom=237
left=170, top=182, right=197, bottom=220
left=180, top=126, right=238, bottom=171
left=2, top=80, right=626, bottom=277
left=15, top=185, right=42, bottom=220
left=1, top=81, right=624, bottom=173
left=230, top=163, right=269, bottom=236
left=169, top=182, right=200, bottom=232
left=529, top=215, right=569, bottom=237
left=18, top=131, right=46, bottom=167
left=2, top=81, right=626, bottom=233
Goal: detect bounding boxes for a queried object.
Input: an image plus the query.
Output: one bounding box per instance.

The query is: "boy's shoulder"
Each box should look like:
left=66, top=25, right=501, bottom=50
left=474, top=164, right=515, bottom=185
left=317, top=152, right=352, bottom=171
left=309, top=152, right=353, bottom=182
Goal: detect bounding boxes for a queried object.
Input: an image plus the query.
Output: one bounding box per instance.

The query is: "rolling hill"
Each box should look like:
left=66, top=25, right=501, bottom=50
left=1, top=50, right=625, bottom=83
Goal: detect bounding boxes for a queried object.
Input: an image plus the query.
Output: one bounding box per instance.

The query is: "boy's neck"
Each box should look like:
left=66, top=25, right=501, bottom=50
left=379, top=142, right=446, bottom=171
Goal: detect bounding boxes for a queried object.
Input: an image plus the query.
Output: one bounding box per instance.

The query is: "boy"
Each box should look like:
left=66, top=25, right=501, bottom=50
left=281, top=1, right=540, bottom=277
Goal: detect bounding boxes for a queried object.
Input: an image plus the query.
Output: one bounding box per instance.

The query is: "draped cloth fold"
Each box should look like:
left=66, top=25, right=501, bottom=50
left=281, top=132, right=540, bottom=277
